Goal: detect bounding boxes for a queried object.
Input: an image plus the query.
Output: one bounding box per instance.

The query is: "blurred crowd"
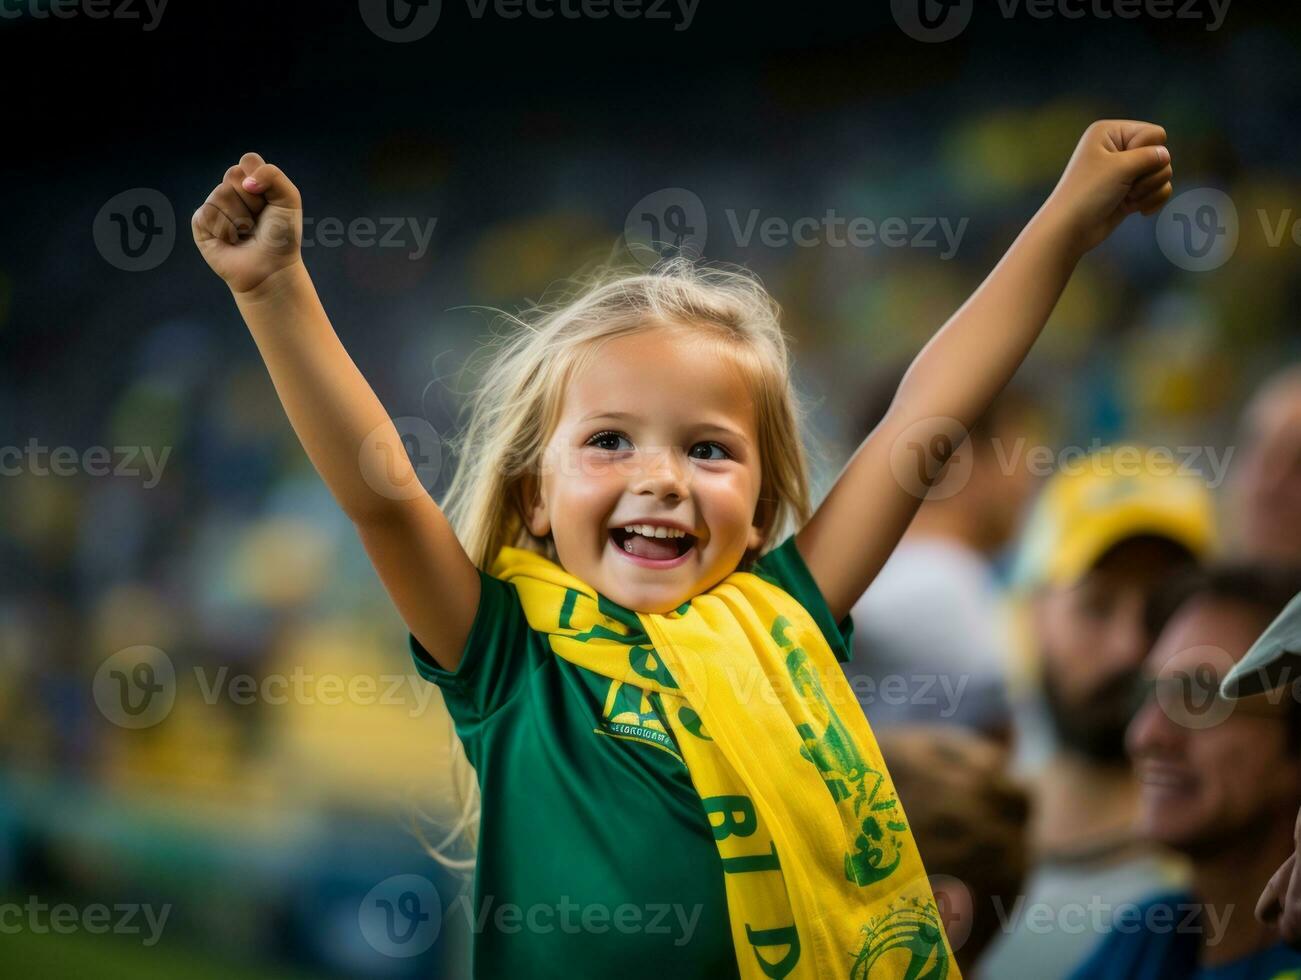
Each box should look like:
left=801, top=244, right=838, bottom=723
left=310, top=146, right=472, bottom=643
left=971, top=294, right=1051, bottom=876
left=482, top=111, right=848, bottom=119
left=4, top=9, right=1301, bottom=976
left=849, top=366, right=1301, bottom=978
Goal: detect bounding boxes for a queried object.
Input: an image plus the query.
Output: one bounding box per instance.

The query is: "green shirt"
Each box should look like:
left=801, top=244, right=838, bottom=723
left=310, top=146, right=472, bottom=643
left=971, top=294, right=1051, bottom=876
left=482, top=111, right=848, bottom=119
left=410, top=534, right=854, bottom=979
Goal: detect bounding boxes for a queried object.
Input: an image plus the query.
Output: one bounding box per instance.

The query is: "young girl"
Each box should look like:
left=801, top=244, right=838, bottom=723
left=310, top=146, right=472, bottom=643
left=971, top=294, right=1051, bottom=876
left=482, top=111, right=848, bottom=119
left=191, top=121, right=1173, bottom=979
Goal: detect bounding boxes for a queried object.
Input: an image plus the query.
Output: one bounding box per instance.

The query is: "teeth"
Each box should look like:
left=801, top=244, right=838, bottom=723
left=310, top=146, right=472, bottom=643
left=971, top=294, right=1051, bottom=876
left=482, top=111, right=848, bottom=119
left=621, top=524, right=686, bottom=539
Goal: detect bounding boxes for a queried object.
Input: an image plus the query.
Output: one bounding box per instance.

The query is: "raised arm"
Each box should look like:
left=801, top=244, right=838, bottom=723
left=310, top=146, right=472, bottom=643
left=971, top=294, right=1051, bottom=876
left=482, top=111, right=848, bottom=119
left=797, top=121, right=1173, bottom=621
left=192, top=152, right=479, bottom=672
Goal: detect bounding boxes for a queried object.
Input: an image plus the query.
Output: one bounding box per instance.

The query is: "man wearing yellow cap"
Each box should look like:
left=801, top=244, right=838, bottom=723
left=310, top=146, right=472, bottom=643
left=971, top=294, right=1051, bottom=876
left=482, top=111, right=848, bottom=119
left=980, top=445, right=1216, bottom=979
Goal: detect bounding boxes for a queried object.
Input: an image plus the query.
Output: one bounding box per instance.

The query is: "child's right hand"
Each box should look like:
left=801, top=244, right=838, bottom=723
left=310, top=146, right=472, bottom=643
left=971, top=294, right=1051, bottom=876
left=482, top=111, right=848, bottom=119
left=192, top=152, right=304, bottom=296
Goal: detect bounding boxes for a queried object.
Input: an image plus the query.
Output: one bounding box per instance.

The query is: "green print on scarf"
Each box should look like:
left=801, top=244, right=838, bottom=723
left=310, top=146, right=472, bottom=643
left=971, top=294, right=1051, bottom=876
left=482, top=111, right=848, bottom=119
left=771, top=616, right=909, bottom=888
left=851, top=900, right=950, bottom=980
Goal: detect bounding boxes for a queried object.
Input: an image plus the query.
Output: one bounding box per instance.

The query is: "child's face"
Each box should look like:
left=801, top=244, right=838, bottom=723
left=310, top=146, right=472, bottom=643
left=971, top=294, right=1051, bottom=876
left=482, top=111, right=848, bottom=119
left=523, top=323, right=765, bottom=613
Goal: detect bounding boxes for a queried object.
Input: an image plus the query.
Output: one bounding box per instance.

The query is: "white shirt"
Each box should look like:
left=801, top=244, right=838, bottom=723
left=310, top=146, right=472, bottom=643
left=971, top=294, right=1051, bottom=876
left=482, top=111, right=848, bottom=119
left=842, top=536, right=1012, bottom=730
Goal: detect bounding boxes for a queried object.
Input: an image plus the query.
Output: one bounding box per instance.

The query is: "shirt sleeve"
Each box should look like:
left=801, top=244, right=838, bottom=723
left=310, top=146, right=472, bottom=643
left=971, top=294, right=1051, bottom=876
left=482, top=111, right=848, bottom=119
left=409, top=568, right=534, bottom=724
left=751, top=533, right=855, bottom=664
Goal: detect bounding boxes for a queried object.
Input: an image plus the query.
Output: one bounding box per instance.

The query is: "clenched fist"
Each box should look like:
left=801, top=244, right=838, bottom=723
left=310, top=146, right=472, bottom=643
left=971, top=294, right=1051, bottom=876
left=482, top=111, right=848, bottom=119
left=1044, top=120, right=1174, bottom=255
left=192, top=152, right=304, bottom=295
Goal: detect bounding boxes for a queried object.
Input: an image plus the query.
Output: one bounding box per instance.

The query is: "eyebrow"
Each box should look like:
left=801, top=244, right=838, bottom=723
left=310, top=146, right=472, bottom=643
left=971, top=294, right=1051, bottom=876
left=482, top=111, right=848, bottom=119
left=578, top=411, right=752, bottom=445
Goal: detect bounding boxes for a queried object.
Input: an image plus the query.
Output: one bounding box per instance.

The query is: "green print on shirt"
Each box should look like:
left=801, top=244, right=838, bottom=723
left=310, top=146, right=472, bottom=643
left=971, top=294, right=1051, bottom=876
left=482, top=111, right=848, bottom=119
left=771, top=616, right=909, bottom=888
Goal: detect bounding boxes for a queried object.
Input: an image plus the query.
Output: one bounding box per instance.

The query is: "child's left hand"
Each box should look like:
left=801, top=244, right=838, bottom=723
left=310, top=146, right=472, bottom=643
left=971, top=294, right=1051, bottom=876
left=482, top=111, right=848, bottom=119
left=1044, top=119, right=1173, bottom=255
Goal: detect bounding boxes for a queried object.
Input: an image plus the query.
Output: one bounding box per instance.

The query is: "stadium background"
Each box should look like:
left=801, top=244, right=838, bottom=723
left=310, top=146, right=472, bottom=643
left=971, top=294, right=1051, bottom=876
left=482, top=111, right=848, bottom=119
left=2, top=1, right=1299, bottom=975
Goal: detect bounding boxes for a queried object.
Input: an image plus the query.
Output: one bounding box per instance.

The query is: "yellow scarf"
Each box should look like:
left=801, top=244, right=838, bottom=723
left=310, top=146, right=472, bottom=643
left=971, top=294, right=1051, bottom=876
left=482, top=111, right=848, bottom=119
left=491, top=546, right=960, bottom=980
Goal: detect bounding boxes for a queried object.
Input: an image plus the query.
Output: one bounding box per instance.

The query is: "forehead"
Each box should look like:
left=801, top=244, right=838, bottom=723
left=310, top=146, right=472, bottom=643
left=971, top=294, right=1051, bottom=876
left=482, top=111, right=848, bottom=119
left=559, top=325, right=758, bottom=433
left=1247, top=378, right=1301, bottom=437
left=1147, top=597, right=1265, bottom=679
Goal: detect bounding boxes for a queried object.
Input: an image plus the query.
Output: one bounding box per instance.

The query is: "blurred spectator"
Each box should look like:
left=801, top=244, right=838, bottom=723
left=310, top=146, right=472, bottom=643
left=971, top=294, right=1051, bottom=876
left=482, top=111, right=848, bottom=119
left=1069, top=566, right=1301, bottom=979
left=877, top=726, right=1030, bottom=976
left=980, top=446, right=1215, bottom=979
left=1227, top=364, right=1301, bottom=564
left=843, top=374, right=1039, bottom=734
left=1220, top=589, right=1301, bottom=953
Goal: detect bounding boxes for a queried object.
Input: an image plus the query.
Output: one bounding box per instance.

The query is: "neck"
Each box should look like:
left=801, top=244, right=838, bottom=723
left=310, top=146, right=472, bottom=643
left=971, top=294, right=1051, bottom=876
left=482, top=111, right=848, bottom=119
left=1032, top=752, right=1139, bottom=857
left=1191, top=811, right=1295, bottom=966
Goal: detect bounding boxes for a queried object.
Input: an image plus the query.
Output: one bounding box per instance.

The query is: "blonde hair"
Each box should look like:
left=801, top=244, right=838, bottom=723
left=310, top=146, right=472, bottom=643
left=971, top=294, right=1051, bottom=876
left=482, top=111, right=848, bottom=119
left=422, top=256, right=813, bottom=872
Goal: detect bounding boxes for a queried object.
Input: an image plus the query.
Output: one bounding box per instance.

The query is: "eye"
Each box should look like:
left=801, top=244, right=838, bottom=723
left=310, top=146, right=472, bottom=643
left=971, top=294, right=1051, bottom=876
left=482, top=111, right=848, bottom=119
left=585, top=430, right=632, bottom=452
left=688, top=441, right=731, bottom=461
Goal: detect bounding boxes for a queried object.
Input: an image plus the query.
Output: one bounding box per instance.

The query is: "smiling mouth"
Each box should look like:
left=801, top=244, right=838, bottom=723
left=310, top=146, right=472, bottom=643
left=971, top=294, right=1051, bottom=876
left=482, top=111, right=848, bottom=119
left=610, top=526, right=697, bottom=562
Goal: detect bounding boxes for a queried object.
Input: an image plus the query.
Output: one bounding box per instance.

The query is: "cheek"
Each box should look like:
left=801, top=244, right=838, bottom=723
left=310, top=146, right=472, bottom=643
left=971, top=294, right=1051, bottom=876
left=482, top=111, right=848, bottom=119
left=694, top=468, right=760, bottom=522
left=1190, top=732, right=1264, bottom=811
left=565, top=469, right=625, bottom=526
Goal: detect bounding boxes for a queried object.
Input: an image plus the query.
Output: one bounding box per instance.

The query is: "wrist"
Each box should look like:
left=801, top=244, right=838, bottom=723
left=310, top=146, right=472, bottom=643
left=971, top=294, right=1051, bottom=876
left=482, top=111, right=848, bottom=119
left=1028, top=196, right=1088, bottom=266
left=231, top=260, right=310, bottom=308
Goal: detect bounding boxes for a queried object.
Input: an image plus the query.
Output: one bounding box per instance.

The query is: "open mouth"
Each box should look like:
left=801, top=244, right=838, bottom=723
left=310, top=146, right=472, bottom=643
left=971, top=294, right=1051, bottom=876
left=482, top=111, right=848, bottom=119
left=610, top=525, right=697, bottom=563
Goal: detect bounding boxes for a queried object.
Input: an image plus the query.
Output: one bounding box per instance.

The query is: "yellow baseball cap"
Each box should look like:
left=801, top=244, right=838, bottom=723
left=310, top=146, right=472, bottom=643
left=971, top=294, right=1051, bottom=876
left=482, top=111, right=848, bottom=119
left=1011, top=445, right=1217, bottom=591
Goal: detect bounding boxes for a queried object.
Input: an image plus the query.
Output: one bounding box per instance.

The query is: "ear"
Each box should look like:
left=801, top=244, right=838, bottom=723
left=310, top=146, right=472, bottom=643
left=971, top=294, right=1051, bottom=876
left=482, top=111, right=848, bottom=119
left=517, top=472, right=551, bottom=539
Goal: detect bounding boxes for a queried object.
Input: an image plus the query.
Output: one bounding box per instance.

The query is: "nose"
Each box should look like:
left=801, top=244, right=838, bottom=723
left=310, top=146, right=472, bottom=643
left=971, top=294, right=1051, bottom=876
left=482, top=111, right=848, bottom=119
left=1126, top=686, right=1184, bottom=760
left=631, top=445, right=690, bottom=501
left=1101, top=592, right=1150, bottom=674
